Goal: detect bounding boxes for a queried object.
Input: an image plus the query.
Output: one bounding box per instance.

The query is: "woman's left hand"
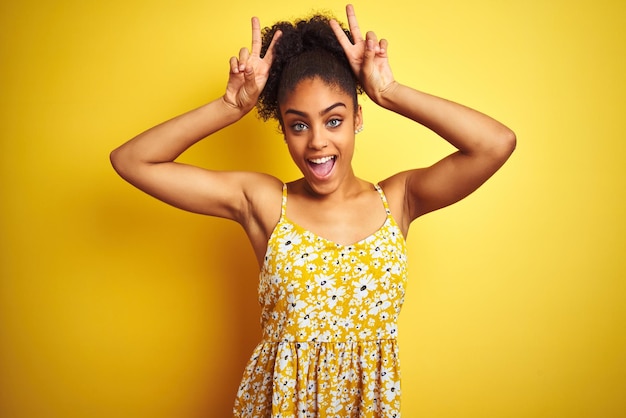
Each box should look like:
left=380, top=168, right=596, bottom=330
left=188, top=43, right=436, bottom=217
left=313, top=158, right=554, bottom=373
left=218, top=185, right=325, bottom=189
left=331, top=4, right=396, bottom=105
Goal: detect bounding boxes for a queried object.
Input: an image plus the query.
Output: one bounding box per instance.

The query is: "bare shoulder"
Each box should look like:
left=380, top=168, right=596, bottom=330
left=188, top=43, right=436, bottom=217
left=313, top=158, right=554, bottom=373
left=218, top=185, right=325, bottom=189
left=378, top=170, right=423, bottom=236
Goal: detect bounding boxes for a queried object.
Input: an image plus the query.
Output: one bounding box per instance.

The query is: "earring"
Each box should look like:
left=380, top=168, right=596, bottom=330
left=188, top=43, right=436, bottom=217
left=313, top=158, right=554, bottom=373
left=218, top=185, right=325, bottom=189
left=355, top=125, right=364, bottom=134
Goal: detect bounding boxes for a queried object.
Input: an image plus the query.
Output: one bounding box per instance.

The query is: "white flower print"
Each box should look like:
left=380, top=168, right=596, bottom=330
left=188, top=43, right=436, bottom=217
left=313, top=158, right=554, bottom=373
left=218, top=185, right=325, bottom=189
left=292, top=268, right=303, bottom=279
left=359, top=328, right=372, bottom=339
left=293, top=245, right=318, bottom=267
left=388, top=226, right=399, bottom=243
left=371, top=258, right=381, bottom=270
left=330, top=396, right=344, bottom=414
left=339, top=316, right=354, bottom=332
left=314, top=273, right=336, bottom=289
left=379, top=364, right=395, bottom=384
left=287, top=293, right=306, bottom=312
left=279, top=230, right=301, bottom=253
left=327, top=286, right=346, bottom=309
left=370, top=243, right=386, bottom=259
left=369, top=293, right=392, bottom=315
left=358, top=310, right=367, bottom=322
left=286, top=280, right=300, bottom=293
left=384, top=380, right=401, bottom=401
left=297, top=305, right=317, bottom=328
left=385, top=322, right=398, bottom=337
left=269, top=273, right=282, bottom=286
left=354, top=275, right=376, bottom=299
left=277, top=354, right=291, bottom=372
left=353, top=261, right=369, bottom=275
left=382, top=260, right=402, bottom=277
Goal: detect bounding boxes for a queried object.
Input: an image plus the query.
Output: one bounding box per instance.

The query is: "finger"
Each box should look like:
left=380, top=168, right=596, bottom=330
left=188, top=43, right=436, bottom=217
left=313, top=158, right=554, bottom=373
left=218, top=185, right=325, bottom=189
left=330, top=18, right=354, bottom=52
left=365, top=31, right=379, bottom=54
left=243, top=55, right=259, bottom=93
left=229, top=56, right=240, bottom=74
left=345, top=4, right=363, bottom=43
left=238, top=47, right=250, bottom=72
left=363, top=31, right=379, bottom=73
left=250, top=16, right=262, bottom=57
left=262, top=29, right=282, bottom=63
left=379, top=38, right=389, bottom=56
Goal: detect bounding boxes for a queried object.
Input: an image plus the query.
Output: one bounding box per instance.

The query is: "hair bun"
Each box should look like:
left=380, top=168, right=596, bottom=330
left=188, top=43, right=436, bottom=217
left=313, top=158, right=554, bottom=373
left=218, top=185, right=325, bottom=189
left=257, top=13, right=362, bottom=123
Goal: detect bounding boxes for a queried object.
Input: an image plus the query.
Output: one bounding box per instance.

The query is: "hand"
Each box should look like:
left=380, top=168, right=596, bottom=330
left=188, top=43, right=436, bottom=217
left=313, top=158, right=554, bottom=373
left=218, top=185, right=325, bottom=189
left=330, top=4, right=396, bottom=105
left=223, top=17, right=281, bottom=113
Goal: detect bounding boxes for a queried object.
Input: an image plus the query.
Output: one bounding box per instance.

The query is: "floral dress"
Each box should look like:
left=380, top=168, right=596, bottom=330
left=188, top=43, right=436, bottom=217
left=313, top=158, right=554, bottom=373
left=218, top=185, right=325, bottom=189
left=233, top=184, right=408, bottom=417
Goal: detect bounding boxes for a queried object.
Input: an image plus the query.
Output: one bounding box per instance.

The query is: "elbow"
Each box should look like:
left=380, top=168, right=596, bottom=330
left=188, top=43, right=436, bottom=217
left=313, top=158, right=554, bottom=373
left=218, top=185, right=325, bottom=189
left=475, top=126, right=516, bottom=168
left=492, top=126, right=516, bottom=161
left=109, top=147, right=119, bottom=169
left=109, top=147, right=123, bottom=174
left=109, top=145, right=133, bottom=180
left=501, top=127, right=517, bottom=156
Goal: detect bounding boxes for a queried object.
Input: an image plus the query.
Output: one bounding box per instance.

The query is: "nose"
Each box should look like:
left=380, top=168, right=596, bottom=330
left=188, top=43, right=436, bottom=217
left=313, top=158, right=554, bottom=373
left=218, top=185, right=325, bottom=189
left=308, top=129, right=328, bottom=150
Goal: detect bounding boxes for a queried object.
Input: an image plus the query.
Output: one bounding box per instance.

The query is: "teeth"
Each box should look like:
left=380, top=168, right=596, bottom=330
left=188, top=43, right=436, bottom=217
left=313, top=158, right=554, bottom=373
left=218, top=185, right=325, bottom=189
left=309, top=156, right=334, bottom=164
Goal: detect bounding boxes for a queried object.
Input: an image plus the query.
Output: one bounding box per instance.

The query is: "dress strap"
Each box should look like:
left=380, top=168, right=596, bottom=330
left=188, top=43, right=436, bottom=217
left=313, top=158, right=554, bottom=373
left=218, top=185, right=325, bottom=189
left=281, top=184, right=288, bottom=217
left=374, top=184, right=392, bottom=215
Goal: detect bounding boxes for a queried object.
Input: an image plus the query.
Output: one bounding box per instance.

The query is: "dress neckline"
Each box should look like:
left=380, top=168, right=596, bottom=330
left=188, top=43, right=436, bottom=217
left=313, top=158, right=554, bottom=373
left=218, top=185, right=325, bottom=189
left=282, top=214, right=391, bottom=248
left=279, top=183, right=393, bottom=248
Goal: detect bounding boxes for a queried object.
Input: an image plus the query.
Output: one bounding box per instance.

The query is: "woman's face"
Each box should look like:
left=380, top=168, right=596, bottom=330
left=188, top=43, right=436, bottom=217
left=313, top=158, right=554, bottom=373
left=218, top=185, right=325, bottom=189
left=279, top=77, right=362, bottom=196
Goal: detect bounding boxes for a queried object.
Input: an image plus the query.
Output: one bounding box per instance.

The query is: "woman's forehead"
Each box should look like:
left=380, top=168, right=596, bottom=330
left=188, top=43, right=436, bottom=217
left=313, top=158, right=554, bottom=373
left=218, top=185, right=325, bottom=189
left=280, top=78, right=356, bottom=111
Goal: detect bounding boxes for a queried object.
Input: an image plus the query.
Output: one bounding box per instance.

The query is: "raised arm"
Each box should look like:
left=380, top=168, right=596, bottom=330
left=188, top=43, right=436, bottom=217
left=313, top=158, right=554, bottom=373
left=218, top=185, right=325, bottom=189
left=110, top=18, right=282, bottom=222
left=332, top=5, right=516, bottom=228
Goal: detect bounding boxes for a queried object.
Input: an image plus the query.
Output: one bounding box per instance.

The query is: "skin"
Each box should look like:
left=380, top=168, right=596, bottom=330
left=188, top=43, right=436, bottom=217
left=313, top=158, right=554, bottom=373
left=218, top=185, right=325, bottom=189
left=280, top=78, right=385, bottom=247
left=110, top=4, right=516, bottom=267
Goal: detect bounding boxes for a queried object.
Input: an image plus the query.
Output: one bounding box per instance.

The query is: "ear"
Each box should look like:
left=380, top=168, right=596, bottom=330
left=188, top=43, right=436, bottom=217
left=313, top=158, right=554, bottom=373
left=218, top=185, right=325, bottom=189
left=354, top=104, right=363, bottom=133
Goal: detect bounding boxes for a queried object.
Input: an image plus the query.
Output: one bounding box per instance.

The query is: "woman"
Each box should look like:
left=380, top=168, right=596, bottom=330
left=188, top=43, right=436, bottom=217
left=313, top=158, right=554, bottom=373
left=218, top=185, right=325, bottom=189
left=110, top=4, right=515, bottom=416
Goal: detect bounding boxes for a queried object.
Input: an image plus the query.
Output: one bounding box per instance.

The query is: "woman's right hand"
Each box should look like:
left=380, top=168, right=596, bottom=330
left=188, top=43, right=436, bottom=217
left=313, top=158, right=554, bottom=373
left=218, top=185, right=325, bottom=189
left=223, top=17, right=281, bottom=114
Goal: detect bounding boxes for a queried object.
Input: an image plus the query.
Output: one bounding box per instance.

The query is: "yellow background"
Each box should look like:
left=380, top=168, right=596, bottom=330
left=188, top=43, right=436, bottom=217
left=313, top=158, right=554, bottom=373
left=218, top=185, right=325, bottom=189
left=1, top=0, right=625, bottom=417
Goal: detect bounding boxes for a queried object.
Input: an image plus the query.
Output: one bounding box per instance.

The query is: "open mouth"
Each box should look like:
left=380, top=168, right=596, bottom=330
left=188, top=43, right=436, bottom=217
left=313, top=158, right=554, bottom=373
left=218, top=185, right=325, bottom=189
left=307, top=155, right=336, bottom=178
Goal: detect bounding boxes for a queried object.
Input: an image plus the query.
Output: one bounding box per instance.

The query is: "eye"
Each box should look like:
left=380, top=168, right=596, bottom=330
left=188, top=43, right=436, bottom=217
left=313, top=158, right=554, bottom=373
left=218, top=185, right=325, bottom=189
left=327, top=118, right=342, bottom=128
left=291, top=122, right=308, bottom=132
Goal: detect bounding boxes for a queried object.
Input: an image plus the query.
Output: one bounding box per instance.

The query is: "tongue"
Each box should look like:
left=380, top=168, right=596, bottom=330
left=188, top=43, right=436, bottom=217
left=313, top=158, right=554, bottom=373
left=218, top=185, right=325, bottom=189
left=310, top=158, right=334, bottom=177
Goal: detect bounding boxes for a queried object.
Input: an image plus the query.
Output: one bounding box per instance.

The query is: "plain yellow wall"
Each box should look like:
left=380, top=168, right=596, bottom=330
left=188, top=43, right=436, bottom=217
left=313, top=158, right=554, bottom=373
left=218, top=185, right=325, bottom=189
left=1, top=0, right=625, bottom=417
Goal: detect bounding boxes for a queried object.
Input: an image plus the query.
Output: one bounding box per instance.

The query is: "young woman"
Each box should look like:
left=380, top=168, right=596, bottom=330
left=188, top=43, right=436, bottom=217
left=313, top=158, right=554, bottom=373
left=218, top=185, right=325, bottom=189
left=110, top=4, right=515, bottom=417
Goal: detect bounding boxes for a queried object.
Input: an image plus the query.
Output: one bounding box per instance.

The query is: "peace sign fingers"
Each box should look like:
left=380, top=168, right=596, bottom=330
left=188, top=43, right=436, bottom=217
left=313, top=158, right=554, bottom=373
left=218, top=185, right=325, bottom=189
left=344, top=4, right=363, bottom=44
left=331, top=4, right=396, bottom=105
left=250, top=17, right=263, bottom=58
left=331, top=6, right=363, bottom=53
left=224, top=17, right=281, bottom=112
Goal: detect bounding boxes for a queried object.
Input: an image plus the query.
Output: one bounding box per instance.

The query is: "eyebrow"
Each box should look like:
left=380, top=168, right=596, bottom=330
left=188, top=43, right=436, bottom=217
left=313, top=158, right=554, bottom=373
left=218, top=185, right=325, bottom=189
left=284, top=102, right=347, bottom=118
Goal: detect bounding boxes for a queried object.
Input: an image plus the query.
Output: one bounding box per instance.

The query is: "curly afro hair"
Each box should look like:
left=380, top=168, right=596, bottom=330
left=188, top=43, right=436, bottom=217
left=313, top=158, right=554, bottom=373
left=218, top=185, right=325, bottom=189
left=257, top=13, right=363, bottom=124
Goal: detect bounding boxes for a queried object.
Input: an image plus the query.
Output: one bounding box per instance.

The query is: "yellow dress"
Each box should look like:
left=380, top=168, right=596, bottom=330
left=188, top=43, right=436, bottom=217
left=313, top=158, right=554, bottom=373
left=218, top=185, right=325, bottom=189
left=233, top=184, right=408, bottom=417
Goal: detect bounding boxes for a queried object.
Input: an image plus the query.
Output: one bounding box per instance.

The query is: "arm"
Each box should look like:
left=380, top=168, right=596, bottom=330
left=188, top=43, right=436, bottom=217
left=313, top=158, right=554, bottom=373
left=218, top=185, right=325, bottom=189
left=378, top=84, right=516, bottom=220
left=110, top=18, right=282, bottom=222
left=332, top=5, right=516, bottom=224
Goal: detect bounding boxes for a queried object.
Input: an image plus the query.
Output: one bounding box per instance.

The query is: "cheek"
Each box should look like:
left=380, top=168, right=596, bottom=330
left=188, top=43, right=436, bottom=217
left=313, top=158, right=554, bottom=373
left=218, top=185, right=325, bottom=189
left=284, top=139, right=304, bottom=161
